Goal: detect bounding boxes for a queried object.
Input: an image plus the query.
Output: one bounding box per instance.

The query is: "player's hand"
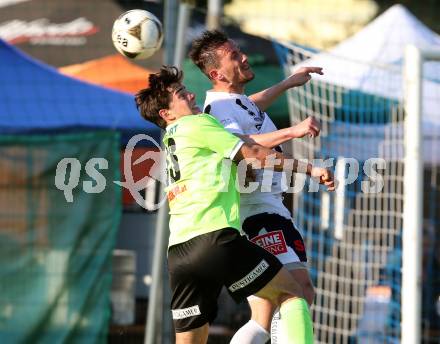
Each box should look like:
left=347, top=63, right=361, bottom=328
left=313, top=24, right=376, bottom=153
left=310, top=167, right=337, bottom=191
left=290, top=116, right=321, bottom=138
left=284, top=67, right=323, bottom=88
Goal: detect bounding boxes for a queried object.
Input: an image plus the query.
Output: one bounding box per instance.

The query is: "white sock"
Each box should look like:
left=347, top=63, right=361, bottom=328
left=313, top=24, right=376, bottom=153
left=230, top=319, right=270, bottom=344
left=270, top=309, right=281, bottom=344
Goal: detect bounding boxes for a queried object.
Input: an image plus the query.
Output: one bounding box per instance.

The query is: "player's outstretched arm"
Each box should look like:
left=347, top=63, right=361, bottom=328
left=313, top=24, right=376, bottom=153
left=237, top=116, right=320, bottom=149
left=249, top=67, right=323, bottom=111
left=234, top=142, right=336, bottom=191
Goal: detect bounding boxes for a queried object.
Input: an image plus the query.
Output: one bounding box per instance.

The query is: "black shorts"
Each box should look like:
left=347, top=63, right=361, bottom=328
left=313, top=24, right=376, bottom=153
left=242, top=212, right=308, bottom=266
left=167, top=228, right=282, bottom=332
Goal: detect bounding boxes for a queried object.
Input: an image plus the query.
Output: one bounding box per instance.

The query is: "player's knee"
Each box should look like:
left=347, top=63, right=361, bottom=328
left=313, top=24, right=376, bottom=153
left=256, top=268, right=305, bottom=304
left=276, top=291, right=304, bottom=306
left=255, top=286, right=302, bottom=307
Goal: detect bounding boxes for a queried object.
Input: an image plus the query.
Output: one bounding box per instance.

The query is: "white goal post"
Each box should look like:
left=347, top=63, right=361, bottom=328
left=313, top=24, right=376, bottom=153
left=402, top=45, right=440, bottom=344
left=277, top=39, right=440, bottom=343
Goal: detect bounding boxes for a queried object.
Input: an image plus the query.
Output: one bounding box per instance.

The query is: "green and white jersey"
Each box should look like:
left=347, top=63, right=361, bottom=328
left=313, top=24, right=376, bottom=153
left=163, top=114, right=244, bottom=247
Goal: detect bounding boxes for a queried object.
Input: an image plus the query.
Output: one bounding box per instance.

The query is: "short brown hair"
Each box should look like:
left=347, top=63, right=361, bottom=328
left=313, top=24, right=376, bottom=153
left=189, top=30, right=228, bottom=78
left=135, top=66, right=183, bottom=129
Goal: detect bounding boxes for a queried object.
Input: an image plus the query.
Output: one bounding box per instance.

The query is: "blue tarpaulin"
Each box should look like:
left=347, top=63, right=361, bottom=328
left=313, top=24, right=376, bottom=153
left=0, top=39, right=160, bottom=141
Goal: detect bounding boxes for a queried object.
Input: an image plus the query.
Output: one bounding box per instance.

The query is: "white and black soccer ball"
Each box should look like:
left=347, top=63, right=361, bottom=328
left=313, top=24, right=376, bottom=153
left=112, top=9, right=163, bottom=60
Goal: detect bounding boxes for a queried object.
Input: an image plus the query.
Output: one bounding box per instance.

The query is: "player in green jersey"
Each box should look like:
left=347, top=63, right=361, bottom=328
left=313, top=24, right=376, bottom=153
left=135, top=66, right=335, bottom=344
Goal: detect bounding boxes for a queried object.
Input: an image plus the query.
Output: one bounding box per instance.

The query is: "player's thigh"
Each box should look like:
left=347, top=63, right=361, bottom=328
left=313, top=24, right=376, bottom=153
left=289, top=267, right=315, bottom=305
left=289, top=268, right=314, bottom=291
left=175, top=323, right=209, bottom=344
left=168, top=232, right=227, bottom=333
left=253, top=266, right=303, bottom=304
left=221, top=231, right=284, bottom=303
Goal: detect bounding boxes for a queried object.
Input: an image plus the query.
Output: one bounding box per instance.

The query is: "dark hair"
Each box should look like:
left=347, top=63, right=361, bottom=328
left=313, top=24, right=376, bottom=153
left=135, top=66, right=183, bottom=129
left=189, top=30, right=229, bottom=78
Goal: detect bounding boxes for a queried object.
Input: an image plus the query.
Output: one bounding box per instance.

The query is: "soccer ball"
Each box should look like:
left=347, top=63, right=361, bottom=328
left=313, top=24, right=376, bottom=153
left=112, top=9, right=163, bottom=60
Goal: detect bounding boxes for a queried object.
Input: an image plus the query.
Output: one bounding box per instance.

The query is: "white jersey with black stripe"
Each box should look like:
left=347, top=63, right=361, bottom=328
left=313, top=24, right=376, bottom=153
left=204, top=91, right=289, bottom=206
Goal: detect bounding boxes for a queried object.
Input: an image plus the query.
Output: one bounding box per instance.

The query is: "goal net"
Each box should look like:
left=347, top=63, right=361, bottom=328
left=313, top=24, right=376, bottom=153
left=274, top=41, right=440, bottom=343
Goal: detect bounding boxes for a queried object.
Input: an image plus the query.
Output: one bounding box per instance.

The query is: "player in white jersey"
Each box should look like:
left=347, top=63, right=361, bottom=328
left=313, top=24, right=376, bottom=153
left=190, top=30, right=326, bottom=343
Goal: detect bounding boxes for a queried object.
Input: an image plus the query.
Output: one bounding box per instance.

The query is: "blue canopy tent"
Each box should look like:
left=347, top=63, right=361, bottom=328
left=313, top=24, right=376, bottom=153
left=0, top=39, right=162, bottom=343
left=0, top=38, right=160, bottom=142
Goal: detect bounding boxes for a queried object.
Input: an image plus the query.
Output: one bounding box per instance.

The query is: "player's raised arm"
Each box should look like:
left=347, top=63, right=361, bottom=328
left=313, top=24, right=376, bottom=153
left=249, top=67, right=324, bottom=111
left=233, top=142, right=336, bottom=191
left=236, top=116, right=321, bottom=149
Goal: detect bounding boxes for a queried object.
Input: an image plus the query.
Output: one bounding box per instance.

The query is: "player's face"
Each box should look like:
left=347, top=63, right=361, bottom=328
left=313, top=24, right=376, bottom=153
left=216, top=40, right=254, bottom=86
left=167, top=83, right=200, bottom=119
